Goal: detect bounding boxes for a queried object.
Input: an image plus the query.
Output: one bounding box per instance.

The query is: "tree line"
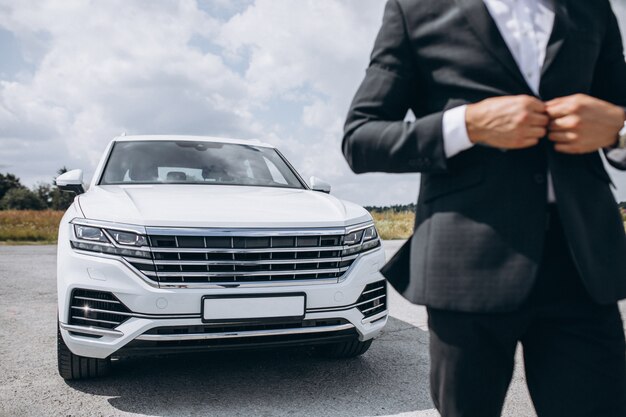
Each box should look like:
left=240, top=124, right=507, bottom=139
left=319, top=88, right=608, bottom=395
left=368, top=203, right=626, bottom=222
left=365, top=203, right=416, bottom=213
left=0, top=169, right=74, bottom=210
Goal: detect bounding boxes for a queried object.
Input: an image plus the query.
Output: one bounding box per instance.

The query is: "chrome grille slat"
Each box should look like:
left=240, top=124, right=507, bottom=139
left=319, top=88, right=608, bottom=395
left=145, top=227, right=348, bottom=236
left=361, top=286, right=386, bottom=296
left=71, top=316, right=121, bottom=326
left=151, top=256, right=355, bottom=266
left=149, top=246, right=347, bottom=254
left=71, top=306, right=136, bottom=317
left=142, top=267, right=350, bottom=278
left=73, top=296, right=121, bottom=304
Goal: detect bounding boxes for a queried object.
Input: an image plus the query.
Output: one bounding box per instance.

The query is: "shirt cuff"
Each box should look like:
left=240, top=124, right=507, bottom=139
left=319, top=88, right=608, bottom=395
left=442, top=105, right=474, bottom=158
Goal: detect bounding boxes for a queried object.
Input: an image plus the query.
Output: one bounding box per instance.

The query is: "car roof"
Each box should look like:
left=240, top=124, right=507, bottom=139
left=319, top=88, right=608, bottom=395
left=112, top=135, right=275, bottom=148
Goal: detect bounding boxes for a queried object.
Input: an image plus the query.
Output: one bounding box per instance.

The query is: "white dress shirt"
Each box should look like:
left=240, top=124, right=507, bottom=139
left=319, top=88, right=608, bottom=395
left=442, top=0, right=556, bottom=201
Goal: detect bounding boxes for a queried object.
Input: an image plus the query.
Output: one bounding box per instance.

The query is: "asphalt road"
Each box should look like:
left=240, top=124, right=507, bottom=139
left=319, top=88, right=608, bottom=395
left=1, top=243, right=624, bottom=417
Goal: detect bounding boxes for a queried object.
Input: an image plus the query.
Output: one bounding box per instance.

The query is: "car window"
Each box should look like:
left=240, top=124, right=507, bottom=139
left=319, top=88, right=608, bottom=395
left=99, top=140, right=304, bottom=189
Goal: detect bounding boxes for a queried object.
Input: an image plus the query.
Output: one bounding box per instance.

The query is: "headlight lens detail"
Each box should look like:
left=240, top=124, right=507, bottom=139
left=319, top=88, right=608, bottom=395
left=71, top=223, right=151, bottom=259
left=342, top=224, right=380, bottom=256
left=362, top=225, right=378, bottom=241
left=74, top=225, right=108, bottom=243
left=70, top=241, right=152, bottom=259
left=110, top=230, right=148, bottom=247
left=343, top=230, right=364, bottom=245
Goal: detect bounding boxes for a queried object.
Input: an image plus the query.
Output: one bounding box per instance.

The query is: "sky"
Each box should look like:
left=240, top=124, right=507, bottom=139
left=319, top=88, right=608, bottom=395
left=1, top=0, right=626, bottom=207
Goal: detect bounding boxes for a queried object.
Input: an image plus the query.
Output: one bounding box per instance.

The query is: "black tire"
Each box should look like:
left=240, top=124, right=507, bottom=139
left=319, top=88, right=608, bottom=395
left=57, top=323, right=112, bottom=380
left=314, top=338, right=373, bottom=359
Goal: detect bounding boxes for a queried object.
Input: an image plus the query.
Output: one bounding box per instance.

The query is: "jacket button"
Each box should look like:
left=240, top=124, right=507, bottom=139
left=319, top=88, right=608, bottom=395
left=534, top=173, right=546, bottom=184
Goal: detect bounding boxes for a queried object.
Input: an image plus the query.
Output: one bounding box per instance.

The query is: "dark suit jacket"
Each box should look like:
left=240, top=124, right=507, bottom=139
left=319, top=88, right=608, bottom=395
left=343, top=0, right=626, bottom=312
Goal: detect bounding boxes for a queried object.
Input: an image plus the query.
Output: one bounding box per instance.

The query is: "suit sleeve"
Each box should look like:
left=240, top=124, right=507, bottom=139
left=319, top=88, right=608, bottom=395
left=342, top=0, right=448, bottom=174
left=591, top=3, right=626, bottom=170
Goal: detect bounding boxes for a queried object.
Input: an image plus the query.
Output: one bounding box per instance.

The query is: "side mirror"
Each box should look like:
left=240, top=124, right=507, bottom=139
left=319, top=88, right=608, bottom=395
left=310, top=176, right=331, bottom=194
left=56, top=169, right=85, bottom=195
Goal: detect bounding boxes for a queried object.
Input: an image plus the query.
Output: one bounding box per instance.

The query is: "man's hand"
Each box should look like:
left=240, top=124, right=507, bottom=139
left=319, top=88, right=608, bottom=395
left=546, top=94, right=626, bottom=154
left=466, top=95, right=549, bottom=149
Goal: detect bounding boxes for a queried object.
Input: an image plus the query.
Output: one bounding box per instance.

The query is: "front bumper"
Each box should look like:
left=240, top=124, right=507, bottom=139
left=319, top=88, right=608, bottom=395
left=58, top=235, right=388, bottom=359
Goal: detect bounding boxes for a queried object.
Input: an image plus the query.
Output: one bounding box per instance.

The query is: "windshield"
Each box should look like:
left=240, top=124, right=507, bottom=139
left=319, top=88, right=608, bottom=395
left=99, top=140, right=305, bottom=189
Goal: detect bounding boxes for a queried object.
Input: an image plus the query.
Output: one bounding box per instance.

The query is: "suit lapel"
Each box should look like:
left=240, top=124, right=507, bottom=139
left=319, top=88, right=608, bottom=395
left=541, top=0, right=570, bottom=78
left=453, top=0, right=531, bottom=93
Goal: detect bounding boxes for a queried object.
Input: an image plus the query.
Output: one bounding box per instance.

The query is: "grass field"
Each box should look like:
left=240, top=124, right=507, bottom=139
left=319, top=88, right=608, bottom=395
left=0, top=210, right=63, bottom=244
left=370, top=210, right=414, bottom=240
left=0, top=209, right=415, bottom=244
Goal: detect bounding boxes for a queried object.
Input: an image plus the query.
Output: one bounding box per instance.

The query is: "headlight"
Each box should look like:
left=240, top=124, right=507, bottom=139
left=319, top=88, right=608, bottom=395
left=71, top=223, right=151, bottom=259
left=342, top=224, right=380, bottom=256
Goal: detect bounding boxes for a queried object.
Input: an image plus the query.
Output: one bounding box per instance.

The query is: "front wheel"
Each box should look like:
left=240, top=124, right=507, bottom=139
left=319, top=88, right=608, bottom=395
left=314, top=338, right=373, bottom=359
left=57, top=323, right=111, bottom=380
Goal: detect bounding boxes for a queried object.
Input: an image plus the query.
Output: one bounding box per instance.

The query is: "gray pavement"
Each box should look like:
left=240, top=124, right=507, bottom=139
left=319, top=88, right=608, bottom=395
left=0, top=243, right=624, bottom=417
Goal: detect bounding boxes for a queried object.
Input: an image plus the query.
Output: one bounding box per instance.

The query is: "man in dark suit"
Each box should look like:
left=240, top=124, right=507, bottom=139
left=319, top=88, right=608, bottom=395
left=343, top=0, right=626, bottom=415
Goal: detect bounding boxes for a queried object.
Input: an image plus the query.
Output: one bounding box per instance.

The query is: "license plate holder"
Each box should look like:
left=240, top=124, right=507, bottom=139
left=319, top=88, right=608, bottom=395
left=201, top=293, right=306, bottom=324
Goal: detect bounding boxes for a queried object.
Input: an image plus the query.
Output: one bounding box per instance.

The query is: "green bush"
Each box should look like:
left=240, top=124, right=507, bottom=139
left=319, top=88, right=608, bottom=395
left=0, top=188, right=46, bottom=210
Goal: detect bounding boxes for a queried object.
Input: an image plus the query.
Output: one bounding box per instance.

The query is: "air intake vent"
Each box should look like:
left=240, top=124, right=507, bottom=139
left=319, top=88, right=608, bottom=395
left=143, top=318, right=350, bottom=336
left=357, top=281, right=387, bottom=318
left=69, top=289, right=131, bottom=329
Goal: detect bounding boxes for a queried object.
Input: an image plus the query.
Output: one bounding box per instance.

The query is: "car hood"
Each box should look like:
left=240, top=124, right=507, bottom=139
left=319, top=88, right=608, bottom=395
left=77, top=185, right=371, bottom=228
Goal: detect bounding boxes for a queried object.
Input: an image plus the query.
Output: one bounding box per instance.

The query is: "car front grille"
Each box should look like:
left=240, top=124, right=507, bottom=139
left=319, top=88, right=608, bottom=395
left=128, top=233, right=365, bottom=285
left=68, top=289, right=131, bottom=329
left=357, top=281, right=387, bottom=319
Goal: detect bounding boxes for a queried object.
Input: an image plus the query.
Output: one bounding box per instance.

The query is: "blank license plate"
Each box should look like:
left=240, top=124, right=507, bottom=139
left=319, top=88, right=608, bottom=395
left=202, top=294, right=305, bottom=322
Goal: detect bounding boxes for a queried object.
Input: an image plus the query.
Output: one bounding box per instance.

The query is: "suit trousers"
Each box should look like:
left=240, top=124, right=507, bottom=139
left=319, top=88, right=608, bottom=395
left=427, top=205, right=626, bottom=417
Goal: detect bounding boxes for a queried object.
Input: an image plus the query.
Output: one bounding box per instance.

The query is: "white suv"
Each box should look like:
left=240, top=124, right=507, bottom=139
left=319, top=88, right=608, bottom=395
left=56, top=135, right=387, bottom=379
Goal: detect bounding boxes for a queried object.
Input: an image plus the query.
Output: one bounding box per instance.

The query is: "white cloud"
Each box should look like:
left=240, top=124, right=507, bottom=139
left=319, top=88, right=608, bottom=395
left=2, top=0, right=626, bottom=205
left=217, top=0, right=382, bottom=100
left=0, top=0, right=418, bottom=206
left=0, top=0, right=259, bottom=180
left=212, top=0, right=419, bottom=205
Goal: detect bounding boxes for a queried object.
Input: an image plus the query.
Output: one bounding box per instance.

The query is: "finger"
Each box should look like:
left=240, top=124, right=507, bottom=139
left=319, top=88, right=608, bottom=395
left=545, top=95, right=579, bottom=115
left=545, top=101, right=573, bottom=119
left=524, top=127, right=547, bottom=139
left=548, top=115, right=579, bottom=131
left=528, top=113, right=550, bottom=127
left=524, top=97, right=547, bottom=113
left=548, top=131, right=577, bottom=143
left=544, top=95, right=569, bottom=107
left=545, top=94, right=584, bottom=108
